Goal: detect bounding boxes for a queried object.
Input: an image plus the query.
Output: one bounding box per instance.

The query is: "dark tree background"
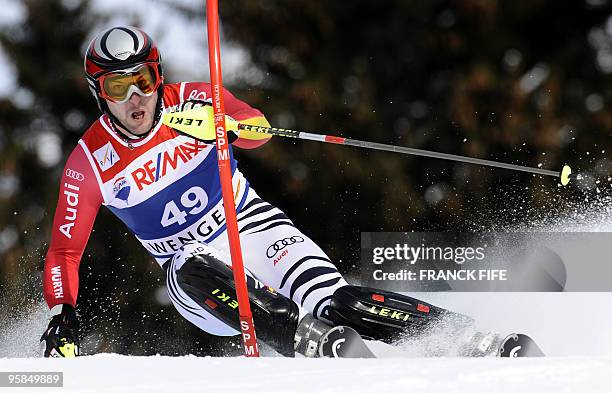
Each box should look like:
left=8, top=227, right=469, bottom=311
left=0, top=0, right=610, bottom=355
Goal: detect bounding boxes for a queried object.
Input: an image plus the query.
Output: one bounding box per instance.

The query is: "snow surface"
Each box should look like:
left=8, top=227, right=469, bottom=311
left=0, top=355, right=611, bottom=393
left=2, top=282, right=611, bottom=392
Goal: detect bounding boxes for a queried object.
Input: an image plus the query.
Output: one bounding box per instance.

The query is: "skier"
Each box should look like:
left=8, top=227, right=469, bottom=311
left=40, top=26, right=497, bottom=358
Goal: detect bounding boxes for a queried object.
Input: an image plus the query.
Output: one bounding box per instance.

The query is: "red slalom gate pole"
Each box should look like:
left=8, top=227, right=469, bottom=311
left=205, top=0, right=259, bottom=357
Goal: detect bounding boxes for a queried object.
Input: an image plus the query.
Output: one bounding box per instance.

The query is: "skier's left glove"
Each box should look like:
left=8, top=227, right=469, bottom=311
left=40, top=304, right=80, bottom=358
left=170, top=99, right=239, bottom=144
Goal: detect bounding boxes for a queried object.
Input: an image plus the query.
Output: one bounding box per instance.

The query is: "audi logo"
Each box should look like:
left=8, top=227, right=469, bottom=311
left=266, top=236, right=304, bottom=258
left=65, top=169, right=84, bottom=181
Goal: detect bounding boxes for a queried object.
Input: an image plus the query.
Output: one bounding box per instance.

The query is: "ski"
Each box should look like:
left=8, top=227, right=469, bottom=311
left=459, top=331, right=545, bottom=357
left=315, top=329, right=544, bottom=358
left=318, top=325, right=376, bottom=358
left=498, top=333, right=545, bottom=357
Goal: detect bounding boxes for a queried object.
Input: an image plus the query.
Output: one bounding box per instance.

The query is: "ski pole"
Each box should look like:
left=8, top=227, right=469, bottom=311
left=162, top=106, right=575, bottom=186
left=205, top=0, right=259, bottom=357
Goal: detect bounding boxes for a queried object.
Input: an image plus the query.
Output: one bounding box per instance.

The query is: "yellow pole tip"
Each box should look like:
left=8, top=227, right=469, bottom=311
left=560, top=165, right=572, bottom=186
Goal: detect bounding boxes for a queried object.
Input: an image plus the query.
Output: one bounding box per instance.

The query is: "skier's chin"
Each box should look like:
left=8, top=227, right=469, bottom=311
left=125, top=116, right=153, bottom=136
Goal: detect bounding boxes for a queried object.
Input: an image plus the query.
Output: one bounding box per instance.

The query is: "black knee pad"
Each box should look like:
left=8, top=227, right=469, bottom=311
left=326, top=285, right=473, bottom=342
left=175, top=253, right=300, bottom=357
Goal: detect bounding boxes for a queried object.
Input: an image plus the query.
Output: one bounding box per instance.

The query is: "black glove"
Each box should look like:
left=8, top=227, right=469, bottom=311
left=170, top=99, right=239, bottom=144
left=40, top=304, right=80, bottom=357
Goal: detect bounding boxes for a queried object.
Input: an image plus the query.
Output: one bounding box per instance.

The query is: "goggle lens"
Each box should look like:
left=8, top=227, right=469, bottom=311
left=99, top=63, right=161, bottom=103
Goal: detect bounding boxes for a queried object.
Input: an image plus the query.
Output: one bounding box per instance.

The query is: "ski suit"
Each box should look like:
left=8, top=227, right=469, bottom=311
left=43, top=82, right=348, bottom=336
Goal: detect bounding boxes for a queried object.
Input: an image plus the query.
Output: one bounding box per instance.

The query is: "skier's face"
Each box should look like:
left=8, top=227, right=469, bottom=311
left=106, top=91, right=158, bottom=136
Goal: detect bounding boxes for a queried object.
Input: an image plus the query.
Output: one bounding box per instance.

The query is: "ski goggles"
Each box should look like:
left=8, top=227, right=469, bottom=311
left=97, top=62, right=162, bottom=103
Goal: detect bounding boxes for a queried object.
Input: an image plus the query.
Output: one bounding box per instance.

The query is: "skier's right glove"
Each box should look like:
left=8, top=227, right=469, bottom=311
left=169, top=100, right=239, bottom=143
left=40, top=304, right=80, bottom=358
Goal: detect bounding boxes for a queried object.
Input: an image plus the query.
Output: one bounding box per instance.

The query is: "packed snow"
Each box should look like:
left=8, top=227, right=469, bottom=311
left=0, top=355, right=611, bottom=393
